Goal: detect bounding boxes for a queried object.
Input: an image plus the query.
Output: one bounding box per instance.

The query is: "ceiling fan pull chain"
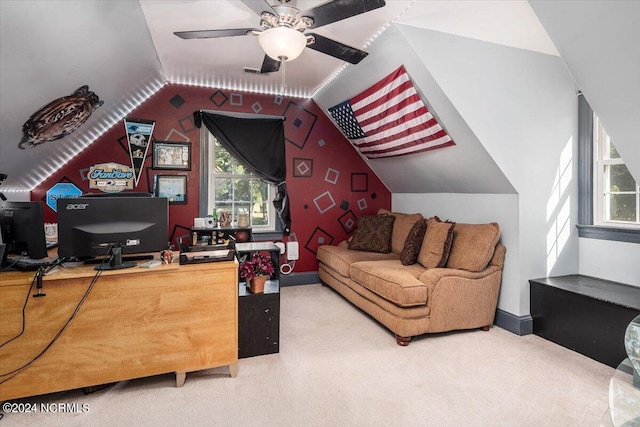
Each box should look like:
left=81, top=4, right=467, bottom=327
left=280, top=56, right=287, bottom=91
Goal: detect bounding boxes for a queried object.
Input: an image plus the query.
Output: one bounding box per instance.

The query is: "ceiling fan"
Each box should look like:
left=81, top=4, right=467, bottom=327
left=174, top=0, right=386, bottom=74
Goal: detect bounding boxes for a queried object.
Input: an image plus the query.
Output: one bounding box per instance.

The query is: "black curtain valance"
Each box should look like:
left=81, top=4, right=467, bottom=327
left=194, top=110, right=290, bottom=235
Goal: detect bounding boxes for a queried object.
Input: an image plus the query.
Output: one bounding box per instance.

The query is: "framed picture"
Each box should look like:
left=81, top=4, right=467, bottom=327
left=154, top=174, right=187, bottom=204
left=152, top=141, right=191, bottom=170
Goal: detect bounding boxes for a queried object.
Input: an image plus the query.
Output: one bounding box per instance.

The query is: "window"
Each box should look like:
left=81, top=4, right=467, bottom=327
left=577, top=94, right=640, bottom=243
left=206, top=132, right=276, bottom=231
left=593, top=115, right=639, bottom=226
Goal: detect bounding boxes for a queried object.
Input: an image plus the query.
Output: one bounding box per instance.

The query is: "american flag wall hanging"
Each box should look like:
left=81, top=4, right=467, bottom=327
left=328, top=65, right=455, bottom=159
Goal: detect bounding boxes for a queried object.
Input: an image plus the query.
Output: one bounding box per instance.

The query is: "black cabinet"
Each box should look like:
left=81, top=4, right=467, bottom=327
left=236, top=242, right=281, bottom=359
left=238, top=281, right=279, bottom=358
left=530, top=275, right=640, bottom=368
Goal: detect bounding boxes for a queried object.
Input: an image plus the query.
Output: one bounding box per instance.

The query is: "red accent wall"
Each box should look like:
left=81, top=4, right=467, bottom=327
left=31, top=84, right=391, bottom=271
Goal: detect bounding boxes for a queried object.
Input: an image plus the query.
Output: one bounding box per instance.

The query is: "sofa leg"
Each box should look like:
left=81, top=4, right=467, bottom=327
left=395, top=335, right=412, bottom=346
left=482, top=325, right=490, bottom=331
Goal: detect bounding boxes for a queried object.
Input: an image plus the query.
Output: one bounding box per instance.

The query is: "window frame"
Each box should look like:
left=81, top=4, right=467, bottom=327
left=577, top=95, right=640, bottom=243
left=199, top=128, right=279, bottom=234
left=593, top=116, right=640, bottom=227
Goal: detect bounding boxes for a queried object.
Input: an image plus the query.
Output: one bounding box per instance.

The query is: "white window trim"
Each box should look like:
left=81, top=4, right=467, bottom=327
left=204, top=131, right=277, bottom=232
left=592, top=115, right=640, bottom=228
left=577, top=95, right=639, bottom=243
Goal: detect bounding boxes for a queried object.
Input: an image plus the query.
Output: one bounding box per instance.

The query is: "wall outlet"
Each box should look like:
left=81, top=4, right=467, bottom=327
left=274, top=242, right=285, bottom=254
left=286, top=242, right=299, bottom=260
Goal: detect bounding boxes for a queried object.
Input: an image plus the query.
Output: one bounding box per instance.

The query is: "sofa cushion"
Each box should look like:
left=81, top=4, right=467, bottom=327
left=317, top=244, right=399, bottom=277
left=378, top=209, right=424, bottom=254
left=417, top=216, right=455, bottom=269
left=348, top=214, right=395, bottom=253
left=350, top=260, right=429, bottom=307
left=400, top=218, right=427, bottom=265
left=446, top=222, right=500, bottom=272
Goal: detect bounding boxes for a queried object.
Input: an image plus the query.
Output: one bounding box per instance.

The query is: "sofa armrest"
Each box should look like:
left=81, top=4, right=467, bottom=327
left=418, top=265, right=502, bottom=290
left=418, top=266, right=503, bottom=332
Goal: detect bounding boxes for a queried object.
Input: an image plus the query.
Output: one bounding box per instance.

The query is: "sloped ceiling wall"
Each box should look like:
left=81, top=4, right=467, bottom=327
left=395, top=24, right=577, bottom=193
left=0, top=0, right=163, bottom=192
left=530, top=0, right=640, bottom=182
left=394, top=23, right=580, bottom=312
left=313, top=25, right=515, bottom=195
left=1, top=0, right=637, bottom=195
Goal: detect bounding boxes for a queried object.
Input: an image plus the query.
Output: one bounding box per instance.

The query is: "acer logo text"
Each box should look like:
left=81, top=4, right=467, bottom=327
left=66, top=204, right=89, bottom=210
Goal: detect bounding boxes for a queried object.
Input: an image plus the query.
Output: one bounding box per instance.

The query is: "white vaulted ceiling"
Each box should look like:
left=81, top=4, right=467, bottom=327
left=138, top=0, right=559, bottom=96
left=0, top=0, right=637, bottom=192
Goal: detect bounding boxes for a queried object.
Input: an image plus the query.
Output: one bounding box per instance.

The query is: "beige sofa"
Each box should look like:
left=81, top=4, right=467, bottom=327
left=317, top=210, right=506, bottom=346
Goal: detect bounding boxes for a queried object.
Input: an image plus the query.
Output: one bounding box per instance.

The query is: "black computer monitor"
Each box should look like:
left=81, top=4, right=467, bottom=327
left=0, top=201, right=48, bottom=260
left=56, top=195, right=169, bottom=270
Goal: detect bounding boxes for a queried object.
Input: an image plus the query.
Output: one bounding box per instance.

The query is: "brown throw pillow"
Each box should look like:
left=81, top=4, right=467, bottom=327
left=446, top=222, right=500, bottom=272
left=417, top=216, right=455, bottom=269
left=400, top=218, right=427, bottom=265
left=377, top=208, right=424, bottom=254
left=348, top=214, right=396, bottom=253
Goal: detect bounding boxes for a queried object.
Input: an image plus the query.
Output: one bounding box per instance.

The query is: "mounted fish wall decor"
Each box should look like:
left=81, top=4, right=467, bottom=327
left=19, top=85, right=103, bottom=149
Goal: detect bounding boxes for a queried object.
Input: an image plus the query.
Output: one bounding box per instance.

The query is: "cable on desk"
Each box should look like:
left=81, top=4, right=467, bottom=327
left=0, top=272, right=38, bottom=348
left=0, top=256, right=20, bottom=272
left=0, top=245, right=112, bottom=383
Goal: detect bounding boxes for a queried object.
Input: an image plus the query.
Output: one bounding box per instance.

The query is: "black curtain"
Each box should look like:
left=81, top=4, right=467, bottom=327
left=194, top=110, right=290, bottom=235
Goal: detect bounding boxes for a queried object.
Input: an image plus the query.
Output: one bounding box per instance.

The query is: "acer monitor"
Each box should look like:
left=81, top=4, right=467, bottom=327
left=0, top=201, right=48, bottom=260
left=56, top=194, right=169, bottom=270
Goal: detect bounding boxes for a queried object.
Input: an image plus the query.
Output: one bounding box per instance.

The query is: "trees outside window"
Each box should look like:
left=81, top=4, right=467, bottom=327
left=207, top=134, right=275, bottom=230
left=594, top=115, right=639, bottom=226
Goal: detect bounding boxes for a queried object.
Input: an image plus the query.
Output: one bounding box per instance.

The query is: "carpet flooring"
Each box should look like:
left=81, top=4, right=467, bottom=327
left=2, top=284, right=614, bottom=426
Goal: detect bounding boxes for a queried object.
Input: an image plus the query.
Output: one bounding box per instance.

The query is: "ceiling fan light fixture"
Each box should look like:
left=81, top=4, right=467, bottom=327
left=258, top=27, right=307, bottom=62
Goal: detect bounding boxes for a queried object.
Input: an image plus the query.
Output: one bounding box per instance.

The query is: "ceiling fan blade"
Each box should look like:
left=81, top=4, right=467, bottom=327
left=260, top=55, right=281, bottom=73
left=303, top=0, right=386, bottom=29
left=306, top=33, right=368, bottom=64
left=174, top=28, right=258, bottom=39
left=241, top=0, right=278, bottom=18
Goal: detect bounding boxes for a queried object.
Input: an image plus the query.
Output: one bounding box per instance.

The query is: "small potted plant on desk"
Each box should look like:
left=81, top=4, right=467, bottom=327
left=239, top=252, right=275, bottom=293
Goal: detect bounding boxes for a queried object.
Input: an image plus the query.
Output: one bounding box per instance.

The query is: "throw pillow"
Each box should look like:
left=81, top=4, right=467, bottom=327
left=417, top=216, right=455, bottom=269
left=446, top=222, right=500, bottom=272
left=348, top=214, right=396, bottom=253
left=400, top=218, right=427, bottom=265
left=377, top=208, right=424, bottom=254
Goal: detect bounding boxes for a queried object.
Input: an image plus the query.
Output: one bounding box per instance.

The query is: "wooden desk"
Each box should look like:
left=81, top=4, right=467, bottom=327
left=0, top=259, right=238, bottom=401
